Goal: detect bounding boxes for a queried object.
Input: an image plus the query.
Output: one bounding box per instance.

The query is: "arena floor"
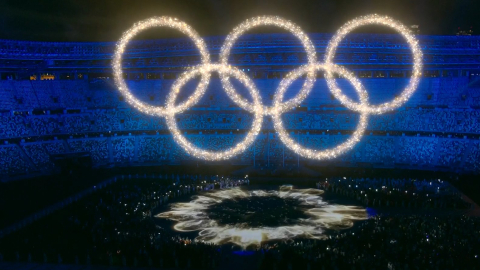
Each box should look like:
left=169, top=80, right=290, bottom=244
left=1, top=176, right=479, bottom=270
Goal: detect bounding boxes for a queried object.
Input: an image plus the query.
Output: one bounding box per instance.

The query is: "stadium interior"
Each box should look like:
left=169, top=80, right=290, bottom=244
left=1, top=2, right=480, bottom=269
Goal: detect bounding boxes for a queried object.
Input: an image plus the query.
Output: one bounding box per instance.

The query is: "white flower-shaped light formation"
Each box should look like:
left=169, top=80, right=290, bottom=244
left=112, top=14, right=423, bottom=161
left=156, top=186, right=367, bottom=248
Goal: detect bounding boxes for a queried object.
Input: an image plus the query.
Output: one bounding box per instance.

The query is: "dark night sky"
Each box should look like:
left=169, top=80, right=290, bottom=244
left=0, top=0, right=478, bottom=42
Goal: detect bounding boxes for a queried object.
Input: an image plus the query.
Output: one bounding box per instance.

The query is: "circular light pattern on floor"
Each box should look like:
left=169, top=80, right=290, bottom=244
left=113, top=15, right=423, bottom=161
left=156, top=186, right=367, bottom=248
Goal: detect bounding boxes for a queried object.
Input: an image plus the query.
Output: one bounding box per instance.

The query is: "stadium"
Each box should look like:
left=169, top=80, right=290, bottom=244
left=1, top=1, right=480, bottom=269
left=1, top=33, right=479, bottom=176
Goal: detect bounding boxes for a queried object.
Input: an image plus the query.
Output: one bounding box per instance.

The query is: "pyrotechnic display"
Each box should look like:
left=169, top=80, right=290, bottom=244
left=113, top=15, right=423, bottom=161
left=157, top=185, right=367, bottom=247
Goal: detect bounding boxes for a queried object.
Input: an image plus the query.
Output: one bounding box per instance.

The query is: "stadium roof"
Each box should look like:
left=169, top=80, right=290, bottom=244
left=0, top=0, right=478, bottom=42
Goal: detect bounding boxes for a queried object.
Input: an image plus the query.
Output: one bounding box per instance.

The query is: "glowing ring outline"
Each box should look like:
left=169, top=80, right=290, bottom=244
left=165, top=64, right=264, bottom=160
left=112, top=17, right=211, bottom=116
left=272, top=64, right=369, bottom=160
left=220, top=16, right=317, bottom=114
left=324, top=14, right=423, bottom=114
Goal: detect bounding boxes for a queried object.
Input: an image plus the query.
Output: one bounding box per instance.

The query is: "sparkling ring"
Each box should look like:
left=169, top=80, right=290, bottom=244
left=112, top=16, right=211, bottom=116
left=219, top=16, right=317, bottom=114
left=324, top=14, right=423, bottom=114
left=271, top=63, right=369, bottom=160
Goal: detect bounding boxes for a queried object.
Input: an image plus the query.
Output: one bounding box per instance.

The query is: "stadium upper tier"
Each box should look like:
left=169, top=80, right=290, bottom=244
left=0, top=33, right=479, bottom=72
left=0, top=77, right=478, bottom=110
left=0, top=33, right=479, bottom=179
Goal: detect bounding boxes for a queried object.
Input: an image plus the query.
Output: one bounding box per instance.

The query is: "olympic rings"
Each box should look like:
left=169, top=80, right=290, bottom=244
left=113, top=14, right=423, bottom=161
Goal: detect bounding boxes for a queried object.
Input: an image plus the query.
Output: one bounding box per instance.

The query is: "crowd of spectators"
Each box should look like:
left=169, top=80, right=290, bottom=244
left=316, top=177, right=471, bottom=209
left=19, top=140, right=66, bottom=173
left=0, top=145, right=34, bottom=175
left=0, top=79, right=479, bottom=177
left=137, top=136, right=178, bottom=162
left=466, top=141, right=480, bottom=172
left=0, top=109, right=479, bottom=139
left=397, top=138, right=437, bottom=166
left=28, top=116, right=62, bottom=135
left=0, top=115, right=29, bottom=138
left=364, top=138, right=395, bottom=163
left=1, top=133, right=479, bottom=176
left=68, top=138, right=109, bottom=163
left=0, top=174, right=249, bottom=268
left=111, top=137, right=135, bottom=163
left=0, top=72, right=479, bottom=110
left=22, top=144, right=54, bottom=169
left=437, top=140, right=467, bottom=166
